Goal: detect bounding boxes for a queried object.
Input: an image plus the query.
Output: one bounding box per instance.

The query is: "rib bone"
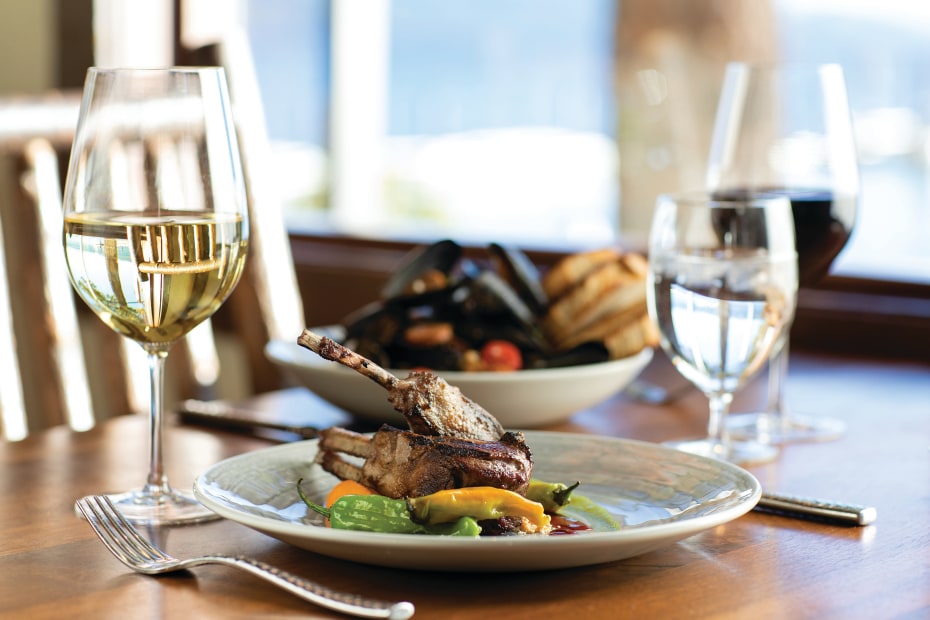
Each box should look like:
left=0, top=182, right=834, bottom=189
left=298, top=329, right=505, bottom=441
left=316, top=425, right=533, bottom=499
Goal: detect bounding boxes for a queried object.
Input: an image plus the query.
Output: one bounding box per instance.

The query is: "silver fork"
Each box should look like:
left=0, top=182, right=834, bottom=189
left=75, top=495, right=414, bottom=619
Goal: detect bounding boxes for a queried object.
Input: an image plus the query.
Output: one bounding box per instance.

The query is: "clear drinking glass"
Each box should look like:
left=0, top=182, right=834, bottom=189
left=706, top=62, right=859, bottom=443
left=646, top=192, right=798, bottom=465
left=63, top=68, right=249, bottom=525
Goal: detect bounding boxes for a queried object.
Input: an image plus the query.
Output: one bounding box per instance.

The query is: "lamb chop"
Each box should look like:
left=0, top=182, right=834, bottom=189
left=297, top=329, right=504, bottom=441
left=296, top=328, right=532, bottom=498
left=317, top=425, right=533, bottom=499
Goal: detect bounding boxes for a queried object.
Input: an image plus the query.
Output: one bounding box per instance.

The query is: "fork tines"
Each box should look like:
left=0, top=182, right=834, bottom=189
left=76, top=495, right=169, bottom=568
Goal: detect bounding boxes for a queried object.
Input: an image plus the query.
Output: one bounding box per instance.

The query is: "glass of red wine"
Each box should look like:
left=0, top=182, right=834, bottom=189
left=706, top=62, right=859, bottom=443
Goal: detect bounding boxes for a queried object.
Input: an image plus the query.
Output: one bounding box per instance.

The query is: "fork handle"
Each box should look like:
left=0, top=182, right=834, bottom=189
left=212, top=555, right=414, bottom=619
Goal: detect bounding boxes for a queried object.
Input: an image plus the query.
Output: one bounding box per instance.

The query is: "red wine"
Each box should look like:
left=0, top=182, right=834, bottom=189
left=713, top=188, right=855, bottom=286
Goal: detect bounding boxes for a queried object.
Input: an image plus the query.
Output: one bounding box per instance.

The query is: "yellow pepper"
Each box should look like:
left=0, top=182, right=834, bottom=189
left=406, top=487, right=551, bottom=534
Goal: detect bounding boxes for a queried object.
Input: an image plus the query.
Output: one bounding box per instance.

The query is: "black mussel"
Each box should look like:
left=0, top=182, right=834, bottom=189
left=528, top=341, right=610, bottom=369
left=341, top=301, right=404, bottom=351
left=488, top=242, right=548, bottom=317
left=454, top=318, right=548, bottom=353
left=381, top=239, right=463, bottom=301
left=385, top=338, right=469, bottom=370
left=460, top=270, right=537, bottom=330
left=345, top=337, right=392, bottom=367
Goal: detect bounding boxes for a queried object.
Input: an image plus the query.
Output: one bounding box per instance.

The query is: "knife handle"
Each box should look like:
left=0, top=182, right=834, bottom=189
left=755, top=492, right=877, bottom=526
left=177, top=399, right=319, bottom=439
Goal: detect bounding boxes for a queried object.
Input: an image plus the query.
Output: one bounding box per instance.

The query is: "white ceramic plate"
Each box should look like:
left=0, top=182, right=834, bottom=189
left=265, top=328, right=653, bottom=428
left=194, top=431, right=761, bottom=572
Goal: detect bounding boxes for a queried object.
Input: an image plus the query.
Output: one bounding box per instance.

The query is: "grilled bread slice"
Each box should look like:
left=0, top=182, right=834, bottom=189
left=542, top=249, right=658, bottom=359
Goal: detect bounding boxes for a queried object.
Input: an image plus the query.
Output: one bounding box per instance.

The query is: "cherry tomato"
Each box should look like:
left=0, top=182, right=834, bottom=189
left=480, top=340, right=523, bottom=371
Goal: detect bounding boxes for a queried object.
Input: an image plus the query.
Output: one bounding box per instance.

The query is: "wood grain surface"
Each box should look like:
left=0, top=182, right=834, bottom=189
left=1, top=351, right=927, bottom=619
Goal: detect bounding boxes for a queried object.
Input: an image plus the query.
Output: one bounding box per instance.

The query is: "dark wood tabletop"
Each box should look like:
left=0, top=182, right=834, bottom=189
left=2, top=350, right=928, bottom=619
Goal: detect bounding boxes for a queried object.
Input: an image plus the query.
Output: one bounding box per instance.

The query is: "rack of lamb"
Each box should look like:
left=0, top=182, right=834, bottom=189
left=296, top=329, right=534, bottom=498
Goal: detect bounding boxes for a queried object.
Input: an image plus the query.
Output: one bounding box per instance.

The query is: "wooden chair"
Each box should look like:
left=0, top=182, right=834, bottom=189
left=0, top=93, right=98, bottom=439
left=182, top=31, right=306, bottom=395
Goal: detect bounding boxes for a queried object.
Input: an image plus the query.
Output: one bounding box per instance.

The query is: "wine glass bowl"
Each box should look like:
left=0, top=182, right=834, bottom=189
left=646, top=192, right=798, bottom=465
left=707, top=62, right=859, bottom=443
left=63, top=68, right=249, bottom=524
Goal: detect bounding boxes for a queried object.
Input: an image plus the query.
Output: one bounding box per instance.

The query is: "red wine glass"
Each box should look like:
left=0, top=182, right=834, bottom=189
left=706, top=62, right=859, bottom=443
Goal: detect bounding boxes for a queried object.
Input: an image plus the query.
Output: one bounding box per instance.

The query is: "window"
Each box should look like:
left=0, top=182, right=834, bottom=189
left=247, top=0, right=619, bottom=249
left=775, top=0, right=930, bottom=283
left=246, top=0, right=930, bottom=286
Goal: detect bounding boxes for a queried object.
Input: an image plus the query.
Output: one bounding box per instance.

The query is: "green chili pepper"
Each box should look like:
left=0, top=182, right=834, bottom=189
left=427, top=515, right=483, bottom=536
left=296, top=479, right=481, bottom=536
left=558, top=493, right=622, bottom=531
left=525, top=479, right=581, bottom=512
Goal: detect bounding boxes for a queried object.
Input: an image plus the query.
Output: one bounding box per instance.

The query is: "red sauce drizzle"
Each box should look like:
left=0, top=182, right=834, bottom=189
left=549, top=514, right=592, bottom=536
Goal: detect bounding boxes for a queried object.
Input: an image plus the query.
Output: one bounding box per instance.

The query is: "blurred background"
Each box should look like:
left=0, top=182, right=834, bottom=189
left=3, top=0, right=930, bottom=283
left=1, top=0, right=929, bottom=440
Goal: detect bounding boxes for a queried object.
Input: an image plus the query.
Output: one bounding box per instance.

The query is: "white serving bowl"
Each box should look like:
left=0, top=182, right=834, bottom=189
left=265, top=329, right=653, bottom=429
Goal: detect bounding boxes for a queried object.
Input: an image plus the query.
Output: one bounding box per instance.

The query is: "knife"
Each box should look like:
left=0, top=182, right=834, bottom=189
left=754, top=491, right=877, bottom=526
left=176, top=399, right=320, bottom=439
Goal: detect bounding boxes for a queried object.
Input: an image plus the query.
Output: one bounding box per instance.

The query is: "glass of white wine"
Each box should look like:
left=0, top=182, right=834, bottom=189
left=63, top=67, right=249, bottom=525
left=646, top=192, right=798, bottom=465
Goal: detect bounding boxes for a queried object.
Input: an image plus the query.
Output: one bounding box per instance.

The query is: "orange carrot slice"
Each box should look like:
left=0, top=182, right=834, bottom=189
left=325, top=479, right=375, bottom=508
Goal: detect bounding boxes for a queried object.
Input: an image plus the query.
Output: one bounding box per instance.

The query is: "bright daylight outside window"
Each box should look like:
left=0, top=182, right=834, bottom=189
left=247, top=0, right=930, bottom=283
left=247, top=0, right=618, bottom=249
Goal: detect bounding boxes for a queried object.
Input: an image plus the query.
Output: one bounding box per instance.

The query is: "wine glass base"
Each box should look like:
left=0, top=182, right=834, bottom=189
left=664, top=438, right=779, bottom=466
left=77, top=488, right=220, bottom=526
left=727, top=412, right=846, bottom=444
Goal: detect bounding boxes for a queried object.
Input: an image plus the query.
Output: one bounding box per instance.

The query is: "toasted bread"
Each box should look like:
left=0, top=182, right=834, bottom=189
left=603, top=314, right=660, bottom=360
left=546, top=274, right=646, bottom=345
left=554, top=295, right=648, bottom=351
left=542, top=248, right=621, bottom=301
left=543, top=260, right=641, bottom=339
left=541, top=248, right=657, bottom=359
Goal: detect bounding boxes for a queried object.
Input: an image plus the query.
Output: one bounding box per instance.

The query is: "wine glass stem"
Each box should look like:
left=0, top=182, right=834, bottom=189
left=144, top=349, right=171, bottom=496
left=707, top=391, right=733, bottom=453
left=766, top=339, right=790, bottom=422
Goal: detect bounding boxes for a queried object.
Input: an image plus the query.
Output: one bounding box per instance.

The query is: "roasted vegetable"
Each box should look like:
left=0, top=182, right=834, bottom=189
left=297, top=479, right=481, bottom=536
left=525, top=479, right=580, bottom=512
left=406, top=487, right=551, bottom=534
left=325, top=479, right=375, bottom=507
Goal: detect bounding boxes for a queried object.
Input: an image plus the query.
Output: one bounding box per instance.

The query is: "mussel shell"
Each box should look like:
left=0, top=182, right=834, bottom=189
left=381, top=239, right=463, bottom=301
left=527, top=341, right=611, bottom=369
left=454, top=318, right=547, bottom=352
left=460, top=270, right=537, bottom=330
left=344, top=338, right=392, bottom=368
left=488, top=242, right=548, bottom=316
left=341, top=301, right=402, bottom=342
left=384, top=340, right=469, bottom=370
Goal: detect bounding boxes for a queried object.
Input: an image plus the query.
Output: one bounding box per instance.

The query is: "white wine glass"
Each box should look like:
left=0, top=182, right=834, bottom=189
left=646, top=192, right=798, bottom=465
left=63, top=67, right=249, bottom=525
left=707, top=62, right=858, bottom=443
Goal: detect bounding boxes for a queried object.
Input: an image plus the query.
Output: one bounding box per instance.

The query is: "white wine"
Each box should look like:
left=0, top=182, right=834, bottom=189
left=64, top=211, right=247, bottom=347
left=649, top=250, right=794, bottom=395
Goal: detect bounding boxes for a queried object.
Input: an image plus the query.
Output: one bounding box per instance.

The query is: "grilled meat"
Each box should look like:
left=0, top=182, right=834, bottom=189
left=298, top=329, right=505, bottom=441
left=298, top=328, right=533, bottom=499
left=316, top=425, right=533, bottom=499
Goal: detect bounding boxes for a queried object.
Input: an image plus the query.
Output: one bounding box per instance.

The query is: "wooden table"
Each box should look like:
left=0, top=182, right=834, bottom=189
left=2, top=350, right=928, bottom=619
